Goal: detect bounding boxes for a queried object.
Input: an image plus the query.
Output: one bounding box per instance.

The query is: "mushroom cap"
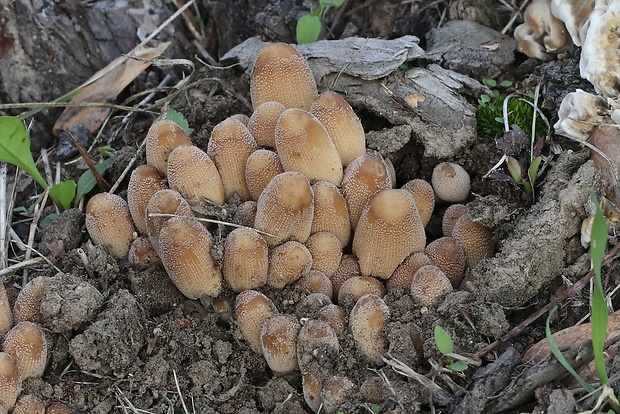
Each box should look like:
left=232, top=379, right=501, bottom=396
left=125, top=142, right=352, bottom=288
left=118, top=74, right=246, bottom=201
left=254, top=172, right=314, bottom=247
left=0, top=284, right=11, bottom=335
left=431, top=162, right=471, bottom=203
left=329, top=254, right=361, bottom=302
left=401, top=179, right=435, bottom=227
left=127, top=164, right=167, bottom=235
left=317, top=304, right=347, bottom=335
left=386, top=252, right=433, bottom=292
left=167, top=145, right=225, bottom=206
left=311, top=181, right=351, bottom=247
left=128, top=236, right=161, bottom=268
left=442, top=204, right=468, bottom=237
left=302, top=372, right=324, bottom=413
left=425, top=237, right=466, bottom=287
left=207, top=117, right=257, bottom=201
left=553, top=89, right=609, bottom=141
left=550, top=0, right=594, bottom=47
left=275, top=108, right=343, bottom=185
left=222, top=227, right=269, bottom=292
left=144, top=189, right=194, bottom=255
left=410, top=265, right=453, bottom=307
left=248, top=101, right=287, bottom=148
left=250, top=42, right=318, bottom=111
left=305, top=232, right=343, bottom=277
left=342, top=153, right=393, bottom=229
left=3, top=321, right=47, bottom=379
left=451, top=215, right=493, bottom=268
left=297, top=270, right=333, bottom=298
left=13, top=276, right=49, bottom=325
left=158, top=216, right=222, bottom=299
left=85, top=193, right=135, bottom=259
left=310, top=90, right=366, bottom=166
left=513, top=0, right=572, bottom=60
left=0, top=353, right=20, bottom=411
left=295, top=293, right=333, bottom=320
left=349, top=294, right=390, bottom=364
left=321, top=376, right=357, bottom=414
left=145, top=119, right=193, bottom=175
left=337, top=276, right=385, bottom=310
left=12, top=394, right=45, bottom=414
left=296, top=319, right=339, bottom=373
left=234, top=290, right=278, bottom=354
left=267, top=241, right=313, bottom=289
left=260, top=314, right=301, bottom=374
left=245, top=149, right=284, bottom=202
left=353, top=189, right=426, bottom=279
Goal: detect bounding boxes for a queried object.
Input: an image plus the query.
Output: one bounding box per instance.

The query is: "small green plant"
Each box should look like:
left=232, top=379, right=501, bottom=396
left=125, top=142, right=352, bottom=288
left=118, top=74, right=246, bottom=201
left=434, top=325, right=468, bottom=372
left=296, top=0, right=345, bottom=44
left=545, top=191, right=620, bottom=413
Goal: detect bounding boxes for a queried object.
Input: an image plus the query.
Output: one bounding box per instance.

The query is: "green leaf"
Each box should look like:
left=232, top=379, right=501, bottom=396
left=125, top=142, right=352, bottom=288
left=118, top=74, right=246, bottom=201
left=483, top=78, right=497, bottom=88
left=506, top=156, right=523, bottom=184
left=97, top=146, right=116, bottom=158
left=165, top=109, right=194, bottom=136
left=499, top=80, right=513, bottom=88
left=434, top=325, right=454, bottom=355
left=49, top=180, right=77, bottom=211
left=479, top=94, right=491, bottom=104
left=39, top=213, right=58, bottom=228
left=74, top=155, right=116, bottom=205
left=370, top=405, right=382, bottom=414
left=528, top=156, right=542, bottom=188
left=296, top=14, right=322, bottom=44
left=449, top=361, right=469, bottom=372
left=320, top=0, right=345, bottom=6
left=0, top=116, right=48, bottom=189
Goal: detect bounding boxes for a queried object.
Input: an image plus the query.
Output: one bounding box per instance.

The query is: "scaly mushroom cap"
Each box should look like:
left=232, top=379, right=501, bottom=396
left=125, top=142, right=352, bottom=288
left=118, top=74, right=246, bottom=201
left=321, top=376, right=357, bottom=414
left=145, top=119, right=192, bottom=175
left=248, top=101, right=287, bottom=148
left=349, top=294, right=390, bottom=364
left=0, top=285, right=11, bottom=335
left=12, top=394, right=45, bottom=414
left=410, top=265, right=453, bottom=307
left=305, top=232, right=343, bottom=277
left=234, top=290, right=278, bottom=354
left=310, top=90, right=366, bottom=166
left=297, top=319, right=339, bottom=373
left=3, top=321, right=47, bottom=379
left=353, top=189, right=426, bottom=279
left=553, top=89, right=609, bottom=141
left=13, top=276, right=49, bottom=325
left=425, top=237, right=466, bottom=287
left=442, top=204, right=468, bottom=237
left=127, top=164, right=167, bottom=235
left=260, top=314, right=301, bottom=374
left=245, top=149, right=284, bottom=202
left=311, top=181, right=351, bottom=247
left=254, top=172, right=314, bottom=247
left=401, top=179, right=435, bottom=227
left=158, top=216, right=222, bottom=299
left=342, top=153, right=393, bottom=229
left=144, top=189, right=194, bottom=255
left=451, top=215, right=493, bottom=268
left=330, top=255, right=361, bottom=302
left=0, top=353, right=20, bottom=411
left=297, top=270, right=333, bottom=298
left=275, top=108, right=343, bottom=185
left=250, top=42, right=318, bottom=111
left=229, top=113, right=250, bottom=125
left=85, top=193, right=135, bottom=259
left=222, top=227, right=269, bottom=292
left=167, top=145, right=225, bottom=206
left=267, top=241, right=313, bottom=289
left=317, top=304, right=347, bottom=335
left=128, top=236, right=161, bottom=268
left=337, top=276, right=385, bottom=310
left=386, top=252, right=433, bottom=292
left=207, top=117, right=258, bottom=201
left=302, top=372, right=324, bottom=414
left=431, top=162, right=471, bottom=203
left=513, top=0, right=571, bottom=61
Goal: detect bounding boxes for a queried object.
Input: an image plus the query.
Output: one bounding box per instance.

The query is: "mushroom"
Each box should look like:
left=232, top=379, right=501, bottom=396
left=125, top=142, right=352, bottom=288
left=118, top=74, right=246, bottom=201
left=550, top=0, right=594, bottom=47
left=297, top=270, right=333, bottom=298
left=145, top=119, right=193, bottom=175
left=311, top=181, right=351, bottom=247
left=431, top=162, right=471, bottom=203
left=247, top=101, right=287, bottom=148
left=13, top=276, right=49, bottom=324
left=144, top=189, right=194, bottom=255
left=260, top=314, right=301, bottom=374
left=12, top=395, right=45, bottom=414
left=385, top=252, right=433, bottom=292
left=317, top=304, right=347, bottom=336
left=329, top=255, right=361, bottom=302
left=3, top=321, right=47, bottom=379
left=296, top=319, right=339, bottom=373
left=0, top=353, right=20, bottom=411
left=234, top=290, right=278, bottom=354
left=275, top=108, right=343, bottom=185
left=553, top=89, right=608, bottom=141
left=425, top=237, right=467, bottom=287
left=401, top=179, right=435, bottom=227
left=452, top=215, right=494, bottom=268
left=245, top=149, right=284, bottom=202
left=85, top=193, right=135, bottom=259
left=337, top=276, right=385, bottom=310
left=127, top=164, right=167, bottom=235
left=305, top=232, right=343, bottom=277
left=0, top=285, right=11, bottom=335
left=222, top=227, right=269, bottom=292
left=267, top=241, right=313, bottom=289
left=442, top=203, right=468, bottom=237
left=410, top=265, right=453, bottom=307
left=302, top=372, right=324, bottom=413
left=321, top=376, right=357, bottom=414
left=250, top=42, right=318, bottom=111
left=349, top=294, right=390, bottom=364
left=128, top=237, right=161, bottom=268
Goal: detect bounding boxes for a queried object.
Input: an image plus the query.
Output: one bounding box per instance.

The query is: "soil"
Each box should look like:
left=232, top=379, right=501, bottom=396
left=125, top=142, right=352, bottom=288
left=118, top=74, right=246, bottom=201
left=1, top=1, right=617, bottom=414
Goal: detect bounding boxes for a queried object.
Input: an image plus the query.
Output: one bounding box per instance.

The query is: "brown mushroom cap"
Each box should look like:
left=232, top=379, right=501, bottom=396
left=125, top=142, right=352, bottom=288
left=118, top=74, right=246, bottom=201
left=321, top=376, right=357, bottom=414
left=349, top=294, right=390, bottom=364
left=12, top=394, right=45, bottom=414
left=254, top=172, right=314, bottom=247
left=342, top=153, right=393, bottom=229
left=85, top=193, right=135, bottom=259
left=305, top=232, right=343, bottom=277
left=425, top=237, right=466, bottom=287
left=248, top=101, right=287, bottom=148
left=260, top=314, right=301, bottom=374
left=297, top=270, right=333, bottom=298
left=353, top=189, right=426, bottom=279
left=158, top=216, right=222, bottom=299
left=401, top=179, right=435, bottom=227
left=127, top=164, right=167, bottom=235
left=3, top=321, right=47, bottom=379
left=44, top=401, right=80, bottom=414
left=311, top=181, right=351, bottom=247
left=145, top=189, right=194, bottom=255
left=128, top=236, right=161, bottom=268
left=0, top=285, right=11, bottom=335
left=207, top=117, right=258, bottom=201
left=250, top=42, right=318, bottom=111
left=145, top=119, right=193, bottom=175
left=275, top=108, right=343, bottom=185
left=267, top=241, right=313, bottom=289
left=13, top=276, right=49, bottom=325
left=386, top=252, right=432, bottom=293
left=452, top=215, right=493, bottom=268
left=330, top=254, right=361, bottom=302
left=222, top=227, right=269, bottom=292
left=302, top=372, right=324, bottom=414
left=431, top=162, right=471, bottom=203
left=296, top=319, right=339, bottom=373
left=234, top=290, right=278, bottom=354
left=310, top=90, right=366, bottom=166
left=337, top=276, right=385, bottom=310
left=295, top=293, right=333, bottom=320
left=245, top=149, right=284, bottom=202
left=0, top=353, right=20, bottom=411
left=410, top=265, right=453, bottom=307
left=167, top=144, right=225, bottom=206
left=317, top=304, right=347, bottom=335
left=442, top=204, right=468, bottom=237
left=514, top=0, right=572, bottom=60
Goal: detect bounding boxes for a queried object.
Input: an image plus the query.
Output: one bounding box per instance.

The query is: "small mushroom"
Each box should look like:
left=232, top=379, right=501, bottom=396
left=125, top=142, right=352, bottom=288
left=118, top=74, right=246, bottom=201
left=302, top=372, right=324, bottom=413
left=144, top=189, right=194, bottom=255
left=13, top=276, right=49, bottom=324
left=401, top=179, right=435, bottom=227
left=222, top=227, right=269, bottom=292
left=85, top=193, right=135, bottom=259
left=127, top=164, right=167, bottom=235
left=349, top=294, right=389, bottom=364
left=452, top=215, right=494, bottom=268
left=329, top=255, right=361, bottom=302
left=145, top=119, right=192, bottom=175
left=0, top=285, right=11, bottom=335
left=337, top=276, right=385, bottom=310
left=128, top=237, right=161, bottom=268
left=12, top=394, right=45, bottom=414
left=235, top=290, right=278, bottom=354
left=297, top=270, right=333, bottom=298
left=321, top=376, right=357, bottom=414
left=267, top=241, right=313, bottom=289
left=260, top=314, right=301, bottom=374
left=311, top=181, right=351, bottom=247
left=245, top=149, right=284, bottom=202
left=425, top=237, right=467, bottom=287
left=410, top=265, right=453, bottom=307
left=386, top=252, right=433, bottom=292
left=305, top=232, right=342, bottom=277
left=442, top=204, right=468, bottom=237
left=0, top=353, right=20, bottom=411
left=3, top=321, right=47, bottom=379
left=431, top=162, right=471, bottom=203
left=247, top=101, right=287, bottom=148
left=296, top=319, right=339, bottom=373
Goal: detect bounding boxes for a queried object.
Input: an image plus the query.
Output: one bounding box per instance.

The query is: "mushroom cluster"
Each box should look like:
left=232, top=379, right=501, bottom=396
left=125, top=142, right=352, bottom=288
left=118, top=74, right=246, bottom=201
left=85, top=42, right=493, bottom=413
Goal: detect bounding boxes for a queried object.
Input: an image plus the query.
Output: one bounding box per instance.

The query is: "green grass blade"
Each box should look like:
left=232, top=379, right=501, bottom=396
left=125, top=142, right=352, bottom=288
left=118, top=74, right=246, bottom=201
left=0, top=116, right=48, bottom=189
left=545, top=306, right=596, bottom=394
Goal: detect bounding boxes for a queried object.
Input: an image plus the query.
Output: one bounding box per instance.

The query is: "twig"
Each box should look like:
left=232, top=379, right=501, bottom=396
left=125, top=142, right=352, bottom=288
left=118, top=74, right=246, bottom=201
left=173, top=370, right=190, bottom=414
left=22, top=189, right=50, bottom=286
left=0, top=257, right=47, bottom=277
left=502, top=0, right=529, bottom=34
left=109, top=137, right=148, bottom=195
left=0, top=163, right=7, bottom=270
left=66, top=129, right=111, bottom=192
left=147, top=213, right=276, bottom=238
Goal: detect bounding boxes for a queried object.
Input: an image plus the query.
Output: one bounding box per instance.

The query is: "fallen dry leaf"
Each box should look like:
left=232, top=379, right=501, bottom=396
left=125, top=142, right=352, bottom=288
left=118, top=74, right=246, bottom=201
left=481, top=43, right=500, bottom=51
left=404, top=93, right=425, bottom=109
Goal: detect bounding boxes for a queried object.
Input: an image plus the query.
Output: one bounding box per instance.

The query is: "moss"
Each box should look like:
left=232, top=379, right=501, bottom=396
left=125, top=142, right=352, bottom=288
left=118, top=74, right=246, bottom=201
left=477, top=91, right=548, bottom=139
